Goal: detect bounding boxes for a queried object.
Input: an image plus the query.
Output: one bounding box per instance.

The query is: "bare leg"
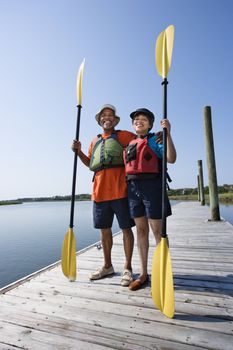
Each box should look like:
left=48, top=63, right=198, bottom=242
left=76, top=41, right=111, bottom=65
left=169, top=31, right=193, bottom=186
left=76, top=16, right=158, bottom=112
left=122, top=228, right=134, bottom=271
left=134, top=216, right=149, bottom=281
left=149, top=219, right=162, bottom=245
left=100, top=228, right=113, bottom=268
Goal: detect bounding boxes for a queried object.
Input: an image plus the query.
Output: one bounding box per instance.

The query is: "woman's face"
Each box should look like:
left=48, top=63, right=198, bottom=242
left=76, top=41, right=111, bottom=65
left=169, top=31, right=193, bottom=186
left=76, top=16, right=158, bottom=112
left=133, top=114, right=150, bottom=135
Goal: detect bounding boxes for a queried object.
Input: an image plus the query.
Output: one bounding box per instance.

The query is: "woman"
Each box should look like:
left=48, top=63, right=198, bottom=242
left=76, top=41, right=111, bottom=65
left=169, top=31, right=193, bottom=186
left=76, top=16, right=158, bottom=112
left=124, top=108, right=176, bottom=291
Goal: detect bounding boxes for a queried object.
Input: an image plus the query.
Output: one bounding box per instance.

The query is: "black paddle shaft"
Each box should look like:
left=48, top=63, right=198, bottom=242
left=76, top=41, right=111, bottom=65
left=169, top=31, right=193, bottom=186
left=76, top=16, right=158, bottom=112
left=162, top=78, right=168, bottom=238
left=69, top=104, right=82, bottom=228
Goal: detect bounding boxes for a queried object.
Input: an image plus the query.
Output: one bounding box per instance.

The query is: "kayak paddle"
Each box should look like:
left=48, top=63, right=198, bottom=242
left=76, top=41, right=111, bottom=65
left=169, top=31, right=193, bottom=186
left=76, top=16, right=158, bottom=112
left=61, top=59, right=85, bottom=281
left=151, top=25, right=175, bottom=318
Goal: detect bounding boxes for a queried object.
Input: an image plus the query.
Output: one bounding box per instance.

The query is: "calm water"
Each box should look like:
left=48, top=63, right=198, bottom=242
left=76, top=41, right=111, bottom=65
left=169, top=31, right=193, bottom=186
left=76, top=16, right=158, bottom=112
left=0, top=201, right=120, bottom=288
left=0, top=200, right=232, bottom=289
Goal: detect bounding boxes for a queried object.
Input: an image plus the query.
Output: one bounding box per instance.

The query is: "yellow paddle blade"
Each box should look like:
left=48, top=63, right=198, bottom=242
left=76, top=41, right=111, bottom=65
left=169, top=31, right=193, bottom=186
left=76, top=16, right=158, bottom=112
left=76, top=58, right=85, bottom=105
left=155, top=25, right=174, bottom=78
left=61, top=228, right=76, bottom=281
left=151, top=237, right=174, bottom=318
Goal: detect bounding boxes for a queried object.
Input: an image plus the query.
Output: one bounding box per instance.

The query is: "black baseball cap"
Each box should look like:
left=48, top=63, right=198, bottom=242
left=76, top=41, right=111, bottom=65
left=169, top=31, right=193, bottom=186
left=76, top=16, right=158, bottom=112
left=130, top=108, right=155, bottom=124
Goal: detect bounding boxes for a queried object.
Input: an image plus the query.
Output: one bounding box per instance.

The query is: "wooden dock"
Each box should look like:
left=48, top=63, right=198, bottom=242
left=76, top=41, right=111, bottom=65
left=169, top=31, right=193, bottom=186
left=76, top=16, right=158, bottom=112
left=0, top=201, right=233, bottom=349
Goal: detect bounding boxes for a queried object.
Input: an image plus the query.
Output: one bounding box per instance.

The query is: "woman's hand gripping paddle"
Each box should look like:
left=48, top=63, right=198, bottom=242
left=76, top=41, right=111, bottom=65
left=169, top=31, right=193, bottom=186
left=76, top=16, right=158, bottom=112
left=151, top=25, right=175, bottom=318
left=61, top=59, right=85, bottom=281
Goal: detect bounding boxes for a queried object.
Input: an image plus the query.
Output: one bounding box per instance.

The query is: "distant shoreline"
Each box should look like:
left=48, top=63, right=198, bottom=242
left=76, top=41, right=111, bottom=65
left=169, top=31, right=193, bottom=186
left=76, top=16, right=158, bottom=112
left=1, top=192, right=232, bottom=206
left=0, top=194, right=91, bottom=206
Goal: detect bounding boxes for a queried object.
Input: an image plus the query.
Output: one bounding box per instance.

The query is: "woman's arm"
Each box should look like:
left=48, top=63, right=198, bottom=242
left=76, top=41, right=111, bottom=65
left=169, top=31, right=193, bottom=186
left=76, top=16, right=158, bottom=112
left=160, top=119, right=177, bottom=164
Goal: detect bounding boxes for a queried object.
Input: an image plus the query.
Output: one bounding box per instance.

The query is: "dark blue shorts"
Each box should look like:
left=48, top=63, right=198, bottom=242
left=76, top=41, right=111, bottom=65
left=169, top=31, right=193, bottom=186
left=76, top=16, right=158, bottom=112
left=127, top=178, right=172, bottom=219
left=93, top=198, right=135, bottom=229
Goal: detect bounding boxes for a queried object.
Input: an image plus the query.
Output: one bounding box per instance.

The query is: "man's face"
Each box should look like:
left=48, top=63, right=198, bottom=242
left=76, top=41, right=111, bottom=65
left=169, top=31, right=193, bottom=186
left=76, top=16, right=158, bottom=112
left=99, top=108, right=117, bottom=130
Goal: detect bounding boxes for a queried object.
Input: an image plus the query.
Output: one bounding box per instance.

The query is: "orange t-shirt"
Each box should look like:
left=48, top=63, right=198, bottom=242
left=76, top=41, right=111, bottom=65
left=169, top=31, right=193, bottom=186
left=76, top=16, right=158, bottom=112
left=88, top=130, right=135, bottom=202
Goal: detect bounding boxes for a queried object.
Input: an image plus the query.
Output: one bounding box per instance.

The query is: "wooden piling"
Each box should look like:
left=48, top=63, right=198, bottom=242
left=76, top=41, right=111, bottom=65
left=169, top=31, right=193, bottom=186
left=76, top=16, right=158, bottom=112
left=197, top=160, right=205, bottom=205
left=203, top=106, right=220, bottom=220
left=197, top=174, right=200, bottom=201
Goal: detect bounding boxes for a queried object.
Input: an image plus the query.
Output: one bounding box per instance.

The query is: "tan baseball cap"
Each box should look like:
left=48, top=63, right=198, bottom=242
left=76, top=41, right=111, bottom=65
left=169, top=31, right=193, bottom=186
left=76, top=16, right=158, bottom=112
left=95, top=104, right=120, bottom=126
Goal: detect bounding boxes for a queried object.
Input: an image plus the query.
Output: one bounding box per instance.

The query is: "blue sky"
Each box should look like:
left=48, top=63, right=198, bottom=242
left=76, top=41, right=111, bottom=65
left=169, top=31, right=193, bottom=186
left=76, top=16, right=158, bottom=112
left=1, top=0, right=233, bottom=200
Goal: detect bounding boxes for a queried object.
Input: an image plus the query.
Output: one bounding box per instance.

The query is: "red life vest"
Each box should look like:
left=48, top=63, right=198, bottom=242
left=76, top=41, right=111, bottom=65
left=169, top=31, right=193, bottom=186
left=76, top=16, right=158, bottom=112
left=124, top=134, right=160, bottom=175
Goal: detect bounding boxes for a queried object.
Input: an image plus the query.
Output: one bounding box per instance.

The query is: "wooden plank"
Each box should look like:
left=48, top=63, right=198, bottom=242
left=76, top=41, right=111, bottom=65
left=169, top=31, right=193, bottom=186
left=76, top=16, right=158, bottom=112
left=0, top=311, right=201, bottom=350
left=0, top=297, right=232, bottom=350
left=1, top=287, right=232, bottom=328
left=0, top=320, right=111, bottom=350
left=6, top=277, right=233, bottom=308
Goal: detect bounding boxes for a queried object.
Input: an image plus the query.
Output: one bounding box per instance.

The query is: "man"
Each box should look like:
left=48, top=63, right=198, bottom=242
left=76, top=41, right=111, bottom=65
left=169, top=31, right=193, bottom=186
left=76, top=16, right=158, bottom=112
left=72, top=104, right=135, bottom=286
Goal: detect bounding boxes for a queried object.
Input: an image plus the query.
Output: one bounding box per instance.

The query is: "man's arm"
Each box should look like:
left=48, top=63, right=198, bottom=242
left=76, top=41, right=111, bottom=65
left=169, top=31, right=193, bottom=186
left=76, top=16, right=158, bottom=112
left=71, top=140, right=90, bottom=167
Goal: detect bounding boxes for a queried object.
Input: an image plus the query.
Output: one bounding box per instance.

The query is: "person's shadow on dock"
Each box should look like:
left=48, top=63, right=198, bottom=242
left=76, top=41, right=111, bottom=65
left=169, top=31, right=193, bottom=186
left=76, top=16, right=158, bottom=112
left=174, top=313, right=233, bottom=322
left=173, top=273, right=233, bottom=297
left=172, top=273, right=233, bottom=322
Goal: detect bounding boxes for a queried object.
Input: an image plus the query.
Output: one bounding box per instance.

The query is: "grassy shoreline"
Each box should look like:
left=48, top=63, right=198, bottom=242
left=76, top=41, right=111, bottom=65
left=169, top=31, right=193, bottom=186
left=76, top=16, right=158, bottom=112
left=0, top=200, right=23, bottom=206
left=169, top=192, right=233, bottom=204
left=0, top=194, right=91, bottom=206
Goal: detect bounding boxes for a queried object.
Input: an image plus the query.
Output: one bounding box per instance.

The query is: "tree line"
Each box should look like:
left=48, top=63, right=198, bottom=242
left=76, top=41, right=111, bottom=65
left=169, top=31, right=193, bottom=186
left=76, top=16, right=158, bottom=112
left=168, top=184, right=233, bottom=196
left=0, top=194, right=91, bottom=205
